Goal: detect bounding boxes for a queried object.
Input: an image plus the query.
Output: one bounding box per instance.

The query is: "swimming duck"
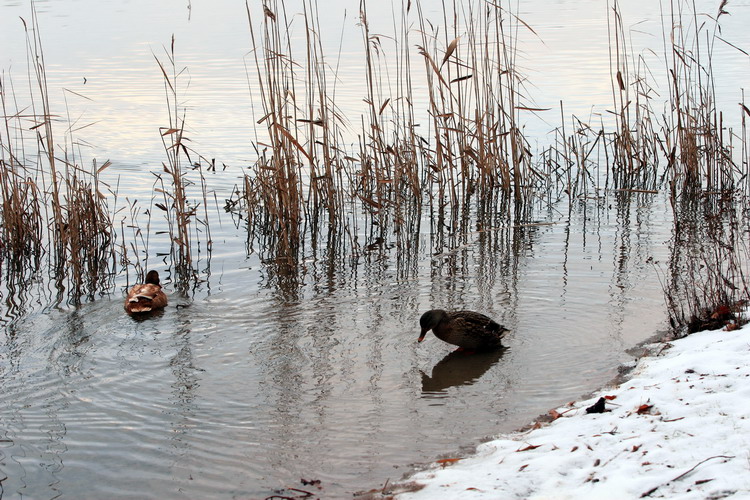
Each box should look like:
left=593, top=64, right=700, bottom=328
left=418, top=309, right=508, bottom=351
left=124, top=270, right=167, bottom=313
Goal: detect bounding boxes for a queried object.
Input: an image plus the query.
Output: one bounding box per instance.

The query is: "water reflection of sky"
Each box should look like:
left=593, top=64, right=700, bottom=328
left=2, top=0, right=748, bottom=166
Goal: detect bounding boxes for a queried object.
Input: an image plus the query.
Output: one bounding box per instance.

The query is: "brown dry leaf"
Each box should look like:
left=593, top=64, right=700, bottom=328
left=273, top=123, right=313, bottom=163
left=417, top=46, right=449, bottom=88
left=636, top=404, right=653, bottom=415
left=359, top=195, right=382, bottom=209
left=549, top=409, right=562, bottom=420
left=436, top=458, right=461, bottom=467
left=604, top=395, right=617, bottom=400
left=517, top=444, right=541, bottom=452
left=96, top=160, right=112, bottom=173
left=450, top=74, right=473, bottom=84
left=378, top=98, right=391, bottom=116
left=441, top=37, right=460, bottom=68
left=616, top=70, right=626, bottom=91
left=516, top=106, right=552, bottom=112
left=711, top=305, right=731, bottom=319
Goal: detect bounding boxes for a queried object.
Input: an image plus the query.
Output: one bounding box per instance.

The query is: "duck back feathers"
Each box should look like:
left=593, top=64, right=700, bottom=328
left=125, top=270, right=167, bottom=314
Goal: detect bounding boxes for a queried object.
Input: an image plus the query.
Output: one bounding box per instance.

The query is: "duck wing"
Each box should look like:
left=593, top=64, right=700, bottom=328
left=453, top=311, right=506, bottom=336
left=128, top=283, right=161, bottom=302
left=125, top=283, right=167, bottom=313
left=438, top=311, right=507, bottom=350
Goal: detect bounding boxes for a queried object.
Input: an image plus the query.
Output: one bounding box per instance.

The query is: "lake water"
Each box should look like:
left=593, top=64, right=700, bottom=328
left=1, top=0, right=749, bottom=498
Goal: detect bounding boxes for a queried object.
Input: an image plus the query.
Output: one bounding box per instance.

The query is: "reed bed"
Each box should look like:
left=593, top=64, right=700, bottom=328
left=235, top=0, right=750, bottom=333
left=0, top=10, right=117, bottom=306
left=1, top=0, right=749, bottom=336
left=239, top=0, right=542, bottom=263
left=0, top=73, right=44, bottom=264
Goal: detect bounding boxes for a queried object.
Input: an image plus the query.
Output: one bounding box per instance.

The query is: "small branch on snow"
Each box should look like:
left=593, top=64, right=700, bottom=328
left=640, top=455, right=735, bottom=497
left=669, top=455, right=734, bottom=482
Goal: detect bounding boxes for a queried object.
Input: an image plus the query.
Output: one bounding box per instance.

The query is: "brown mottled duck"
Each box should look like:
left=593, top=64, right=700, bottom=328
left=418, top=309, right=508, bottom=351
left=125, top=270, right=167, bottom=314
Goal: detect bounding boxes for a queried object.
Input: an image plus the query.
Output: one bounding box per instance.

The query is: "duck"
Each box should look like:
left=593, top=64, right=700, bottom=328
left=124, top=270, right=167, bottom=314
left=418, top=309, right=508, bottom=351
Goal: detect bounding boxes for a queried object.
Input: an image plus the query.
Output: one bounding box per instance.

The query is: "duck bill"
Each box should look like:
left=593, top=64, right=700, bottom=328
left=418, top=329, right=427, bottom=342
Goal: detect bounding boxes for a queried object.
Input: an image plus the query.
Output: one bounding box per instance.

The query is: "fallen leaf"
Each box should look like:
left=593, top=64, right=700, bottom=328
left=636, top=404, right=653, bottom=415
left=604, top=395, right=617, bottom=400
left=549, top=409, right=562, bottom=420
left=571, top=446, right=579, bottom=452
left=518, top=464, right=529, bottom=471
left=436, top=458, right=461, bottom=467
left=711, top=305, right=731, bottom=319
left=517, top=444, right=541, bottom=452
left=695, top=478, right=715, bottom=485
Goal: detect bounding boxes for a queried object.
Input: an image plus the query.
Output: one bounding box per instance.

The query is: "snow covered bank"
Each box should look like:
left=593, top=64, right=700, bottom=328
left=390, top=324, right=750, bottom=499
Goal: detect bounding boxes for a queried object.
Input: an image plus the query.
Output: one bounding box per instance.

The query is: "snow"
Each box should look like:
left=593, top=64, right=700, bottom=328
left=391, top=323, right=750, bottom=499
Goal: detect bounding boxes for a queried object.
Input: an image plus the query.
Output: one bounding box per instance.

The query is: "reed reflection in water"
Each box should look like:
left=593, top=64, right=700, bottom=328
left=0, top=183, right=741, bottom=498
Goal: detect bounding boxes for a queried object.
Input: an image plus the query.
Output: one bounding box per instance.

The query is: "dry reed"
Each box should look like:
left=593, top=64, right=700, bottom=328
left=2, top=0, right=749, bottom=335
left=153, top=36, right=214, bottom=291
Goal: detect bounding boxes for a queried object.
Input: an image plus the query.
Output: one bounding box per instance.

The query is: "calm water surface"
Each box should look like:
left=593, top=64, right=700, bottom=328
left=1, top=0, right=749, bottom=498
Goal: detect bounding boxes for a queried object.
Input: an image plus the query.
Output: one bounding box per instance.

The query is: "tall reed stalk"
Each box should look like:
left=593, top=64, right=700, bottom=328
left=154, top=36, right=213, bottom=289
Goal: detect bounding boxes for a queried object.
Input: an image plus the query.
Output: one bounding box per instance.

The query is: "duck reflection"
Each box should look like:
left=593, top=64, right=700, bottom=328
left=127, top=307, right=166, bottom=322
left=421, top=348, right=506, bottom=395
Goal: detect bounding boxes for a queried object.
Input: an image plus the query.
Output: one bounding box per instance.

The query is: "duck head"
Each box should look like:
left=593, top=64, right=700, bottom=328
left=145, top=270, right=161, bottom=286
left=418, top=309, right=446, bottom=342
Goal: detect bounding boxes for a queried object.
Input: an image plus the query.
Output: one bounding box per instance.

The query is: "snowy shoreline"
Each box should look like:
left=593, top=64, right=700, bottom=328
left=380, top=323, right=750, bottom=499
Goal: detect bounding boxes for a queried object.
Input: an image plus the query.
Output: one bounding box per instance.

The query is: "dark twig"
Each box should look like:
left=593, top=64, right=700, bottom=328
left=640, top=455, right=735, bottom=497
